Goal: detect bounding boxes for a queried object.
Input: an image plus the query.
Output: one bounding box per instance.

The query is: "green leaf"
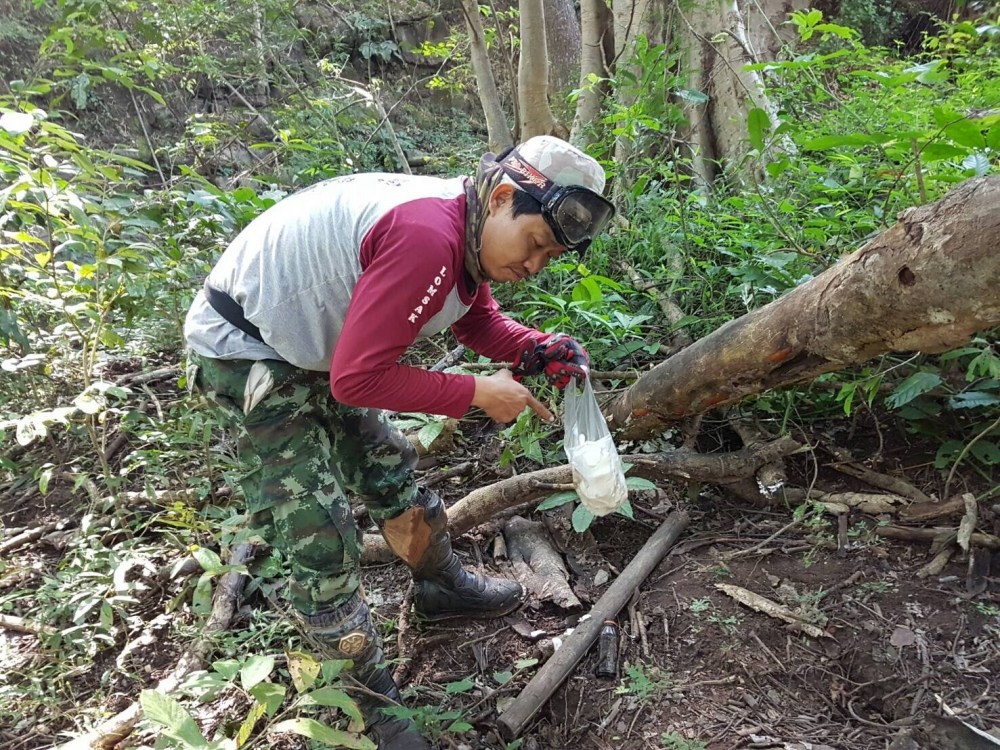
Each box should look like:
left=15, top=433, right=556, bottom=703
left=747, top=107, right=770, bottom=151
left=493, top=670, right=513, bottom=684
left=140, top=690, right=209, bottom=748
left=971, top=440, right=1000, bottom=465
left=949, top=391, right=1000, bottom=410
left=537, top=491, right=579, bottom=511
left=572, top=504, right=595, bottom=532
left=192, top=573, right=213, bottom=614
left=270, top=718, right=376, bottom=749
left=192, top=546, right=224, bottom=574
left=803, top=134, right=879, bottom=150
left=240, top=655, right=275, bottom=691
left=448, top=720, right=473, bottom=733
left=445, top=677, right=476, bottom=694
left=212, top=658, right=242, bottom=680
left=417, top=420, right=444, bottom=450
left=249, top=681, right=286, bottom=716
left=987, top=123, right=1000, bottom=150
left=920, top=142, right=968, bottom=162
left=945, top=119, right=986, bottom=149
left=886, top=371, right=943, bottom=409
left=625, top=477, right=656, bottom=491
left=616, top=500, right=635, bottom=520
left=299, top=686, right=363, bottom=726
left=676, top=88, right=709, bottom=105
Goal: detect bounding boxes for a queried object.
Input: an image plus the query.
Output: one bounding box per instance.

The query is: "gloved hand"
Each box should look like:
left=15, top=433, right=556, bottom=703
left=512, top=333, right=589, bottom=389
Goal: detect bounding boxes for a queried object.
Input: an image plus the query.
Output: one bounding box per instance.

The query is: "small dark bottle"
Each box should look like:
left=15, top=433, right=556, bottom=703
left=594, top=620, right=620, bottom=679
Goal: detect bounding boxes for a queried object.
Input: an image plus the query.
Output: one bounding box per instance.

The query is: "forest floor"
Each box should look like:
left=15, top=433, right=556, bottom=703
left=1, top=366, right=999, bottom=750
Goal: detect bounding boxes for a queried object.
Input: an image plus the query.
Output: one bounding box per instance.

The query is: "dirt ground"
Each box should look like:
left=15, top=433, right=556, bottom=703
left=1, top=402, right=999, bottom=750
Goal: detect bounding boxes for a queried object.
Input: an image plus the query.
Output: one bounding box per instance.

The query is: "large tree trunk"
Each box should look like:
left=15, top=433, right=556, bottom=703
left=518, top=0, right=567, bottom=138
left=460, top=0, right=513, bottom=151
left=543, top=0, right=581, bottom=98
left=608, top=176, right=1000, bottom=441
left=570, top=0, right=612, bottom=148
left=674, top=0, right=803, bottom=184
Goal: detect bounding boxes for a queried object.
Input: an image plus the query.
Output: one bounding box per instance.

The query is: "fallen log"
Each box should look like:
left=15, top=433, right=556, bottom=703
left=57, top=543, right=256, bottom=749
left=361, top=437, right=800, bottom=562
left=607, top=176, right=1000, bottom=441
left=496, top=510, right=690, bottom=740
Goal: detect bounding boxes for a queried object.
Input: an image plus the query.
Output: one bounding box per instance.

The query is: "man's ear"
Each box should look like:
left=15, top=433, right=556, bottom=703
left=489, top=184, right=515, bottom=214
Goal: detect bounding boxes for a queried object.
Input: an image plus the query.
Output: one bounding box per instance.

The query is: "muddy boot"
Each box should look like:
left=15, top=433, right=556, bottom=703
left=379, top=489, right=524, bottom=622
left=303, top=591, right=432, bottom=749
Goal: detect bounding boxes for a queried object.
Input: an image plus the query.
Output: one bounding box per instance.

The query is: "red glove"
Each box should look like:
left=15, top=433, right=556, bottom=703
left=512, top=334, right=589, bottom=389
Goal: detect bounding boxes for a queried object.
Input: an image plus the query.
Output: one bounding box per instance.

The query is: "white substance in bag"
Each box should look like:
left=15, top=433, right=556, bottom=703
left=564, top=376, right=628, bottom=516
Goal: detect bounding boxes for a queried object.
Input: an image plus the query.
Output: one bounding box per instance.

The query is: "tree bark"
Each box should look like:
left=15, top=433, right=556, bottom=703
left=460, top=0, right=513, bottom=151
left=518, top=0, right=567, bottom=138
left=674, top=0, right=804, bottom=182
left=570, top=0, right=612, bottom=148
left=543, top=0, right=581, bottom=98
left=607, top=176, right=1000, bottom=441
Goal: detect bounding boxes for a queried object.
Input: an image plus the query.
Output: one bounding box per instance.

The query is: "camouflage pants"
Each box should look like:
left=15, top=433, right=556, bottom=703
left=188, top=353, right=418, bottom=616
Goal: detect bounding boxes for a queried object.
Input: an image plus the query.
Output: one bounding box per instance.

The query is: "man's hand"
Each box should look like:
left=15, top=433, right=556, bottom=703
left=512, top=333, right=589, bottom=389
left=472, top=369, right=554, bottom=424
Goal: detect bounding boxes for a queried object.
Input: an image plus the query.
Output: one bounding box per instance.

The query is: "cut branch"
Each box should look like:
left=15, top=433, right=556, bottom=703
left=608, top=177, right=1000, bottom=441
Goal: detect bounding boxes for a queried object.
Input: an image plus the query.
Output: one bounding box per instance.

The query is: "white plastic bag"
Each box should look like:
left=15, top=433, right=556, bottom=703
left=563, top=375, right=628, bottom=516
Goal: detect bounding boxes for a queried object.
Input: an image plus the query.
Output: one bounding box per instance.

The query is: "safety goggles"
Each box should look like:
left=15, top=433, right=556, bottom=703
left=497, top=149, right=615, bottom=252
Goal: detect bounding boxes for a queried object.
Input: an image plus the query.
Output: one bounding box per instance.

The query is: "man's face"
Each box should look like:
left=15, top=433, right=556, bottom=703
left=479, top=185, right=567, bottom=283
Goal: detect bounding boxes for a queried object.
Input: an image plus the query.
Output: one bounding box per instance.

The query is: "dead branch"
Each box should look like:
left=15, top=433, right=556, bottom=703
left=361, top=437, right=801, bottom=562
left=0, top=613, right=55, bottom=637
left=875, top=525, right=1000, bottom=550
left=715, top=583, right=829, bottom=639
left=58, top=543, right=256, bottom=749
left=0, top=522, right=61, bottom=556
left=825, top=445, right=933, bottom=503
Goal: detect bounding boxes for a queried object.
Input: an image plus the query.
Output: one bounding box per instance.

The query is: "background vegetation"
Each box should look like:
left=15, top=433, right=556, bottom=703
left=0, top=0, right=998, bottom=746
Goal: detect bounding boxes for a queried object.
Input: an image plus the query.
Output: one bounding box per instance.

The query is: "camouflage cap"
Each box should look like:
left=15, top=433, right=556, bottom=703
left=503, top=135, right=607, bottom=194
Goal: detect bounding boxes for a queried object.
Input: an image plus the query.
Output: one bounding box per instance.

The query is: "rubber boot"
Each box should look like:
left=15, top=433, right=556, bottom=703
left=379, top=489, right=524, bottom=621
left=303, top=591, right=432, bottom=749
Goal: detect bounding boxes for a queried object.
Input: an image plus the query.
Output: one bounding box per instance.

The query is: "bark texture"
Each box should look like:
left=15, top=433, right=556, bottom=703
left=461, top=0, right=513, bottom=150
left=570, top=0, right=613, bottom=148
left=543, top=0, right=582, bottom=97
left=676, top=0, right=804, bottom=182
left=518, top=0, right=567, bottom=138
left=608, top=176, right=1000, bottom=441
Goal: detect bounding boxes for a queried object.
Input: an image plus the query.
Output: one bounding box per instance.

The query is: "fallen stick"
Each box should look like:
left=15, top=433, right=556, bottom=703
left=0, top=613, right=55, bottom=637
left=715, top=583, right=828, bottom=639
left=57, top=543, right=255, bottom=749
left=0, top=522, right=61, bottom=556
left=876, top=525, right=1000, bottom=549
left=496, top=511, right=690, bottom=740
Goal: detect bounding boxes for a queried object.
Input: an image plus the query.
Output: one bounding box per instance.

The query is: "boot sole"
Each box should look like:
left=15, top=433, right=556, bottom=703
left=413, top=595, right=524, bottom=623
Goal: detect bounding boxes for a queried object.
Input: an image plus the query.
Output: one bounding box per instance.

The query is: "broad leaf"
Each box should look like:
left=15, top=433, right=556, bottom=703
left=140, top=690, right=209, bottom=748
left=747, top=107, right=770, bottom=151
left=299, top=686, right=363, bottom=726
left=287, top=650, right=321, bottom=693
left=537, top=491, right=579, bottom=511
left=886, top=371, right=942, bottom=409
left=625, top=477, right=657, bottom=491
left=240, top=655, right=275, bottom=691
left=270, top=718, right=376, bottom=749
left=249, top=681, right=286, bottom=716
left=572, top=504, right=595, bottom=532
